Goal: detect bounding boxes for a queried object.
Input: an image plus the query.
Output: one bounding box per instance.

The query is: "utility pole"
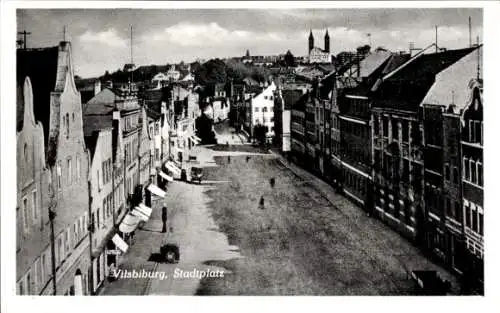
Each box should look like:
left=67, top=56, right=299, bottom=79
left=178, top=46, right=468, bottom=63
left=469, top=16, right=472, bottom=48
left=435, top=25, right=438, bottom=53
left=17, top=30, right=31, bottom=50
left=477, top=36, right=480, bottom=80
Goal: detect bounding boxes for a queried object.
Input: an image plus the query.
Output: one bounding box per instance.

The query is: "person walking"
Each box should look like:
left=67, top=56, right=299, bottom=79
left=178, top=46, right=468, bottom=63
left=161, top=206, right=168, bottom=233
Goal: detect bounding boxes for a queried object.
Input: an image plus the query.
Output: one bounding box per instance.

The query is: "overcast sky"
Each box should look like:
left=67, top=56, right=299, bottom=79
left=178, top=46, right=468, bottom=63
left=17, top=8, right=482, bottom=78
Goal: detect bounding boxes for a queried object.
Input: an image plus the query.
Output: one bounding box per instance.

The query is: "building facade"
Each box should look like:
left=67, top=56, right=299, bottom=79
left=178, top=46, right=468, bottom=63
left=16, top=77, right=53, bottom=295
left=18, top=41, right=92, bottom=295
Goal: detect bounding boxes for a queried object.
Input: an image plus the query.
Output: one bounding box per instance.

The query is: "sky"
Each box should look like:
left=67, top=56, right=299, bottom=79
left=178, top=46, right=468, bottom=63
left=17, top=8, right=483, bottom=78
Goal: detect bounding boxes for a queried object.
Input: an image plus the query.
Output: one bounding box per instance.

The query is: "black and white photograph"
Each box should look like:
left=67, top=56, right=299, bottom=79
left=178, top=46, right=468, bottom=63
left=1, top=0, right=499, bottom=312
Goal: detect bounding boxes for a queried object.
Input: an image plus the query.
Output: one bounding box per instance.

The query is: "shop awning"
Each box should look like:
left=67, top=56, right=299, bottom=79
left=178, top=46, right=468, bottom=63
left=193, top=135, right=202, bottom=142
left=118, top=213, right=141, bottom=234
left=111, top=234, right=129, bottom=253
left=132, top=203, right=153, bottom=221
left=131, top=207, right=149, bottom=222
left=147, top=184, right=166, bottom=198
left=165, top=162, right=181, bottom=175
left=159, top=171, right=174, bottom=182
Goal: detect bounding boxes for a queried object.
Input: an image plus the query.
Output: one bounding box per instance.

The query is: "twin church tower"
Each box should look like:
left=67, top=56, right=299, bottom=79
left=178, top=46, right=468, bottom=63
left=308, top=29, right=331, bottom=64
left=308, top=29, right=330, bottom=54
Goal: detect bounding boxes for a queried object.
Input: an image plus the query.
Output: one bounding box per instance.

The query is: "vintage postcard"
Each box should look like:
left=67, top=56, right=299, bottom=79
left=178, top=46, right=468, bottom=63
left=1, top=1, right=498, bottom=313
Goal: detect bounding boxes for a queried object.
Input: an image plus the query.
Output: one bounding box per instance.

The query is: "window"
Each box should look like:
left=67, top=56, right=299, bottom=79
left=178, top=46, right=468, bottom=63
left=479, top=211, right=483, bottom=236
left=67, top=158, right=72, bottom=184
left=475, top=121, right=481, bottom=144
left=472, top=207, right=478, bottom=232
left=469, top=120, right=475, bottom=143
left=57, top=162, right=62, bottom=190
left=477, top=162, right=483, bottom=186
left=402, top=121, right=409, bottom=142
left=464, top=158, right=470, bottom=180
left=26, top=271, right=31, bottom=295
left=32, top=190, right=38, bottom=221
left=72, top=113, right=75, bottom=122
left=455, top=201, right=462, bottom=223
left=465, top=203, right=471, bottom=227
left=23, top=198, right=29, bottom=230
left=382, top=117, right=388, bottom=137
left=24, top=143, right=28, bottom=162
left=470, top=160, right=477, bottom=183
left=76, top=155, right=81, bottom=180
left=97, top=208, right=100, bottom=230
left=391, top=119, right=398, bottom=141
left=66, top=113, right=70, bottom=138
left=444, top=164, right=450, bottom=181
left=263, top=107, right=268, bottom=112
left=254, top=107, right=259, bottom=112
left=373, top=116, right=379, bottom=135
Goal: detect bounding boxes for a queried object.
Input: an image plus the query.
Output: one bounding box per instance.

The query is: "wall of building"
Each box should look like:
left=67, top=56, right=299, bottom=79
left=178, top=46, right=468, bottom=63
left=17, top=77, right=53, bottom=295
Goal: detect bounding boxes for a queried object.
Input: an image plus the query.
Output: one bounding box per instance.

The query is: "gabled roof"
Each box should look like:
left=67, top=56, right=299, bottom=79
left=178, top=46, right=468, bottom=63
left=373, top=47, right=477, bottom=111
left=421, top=45, right=482, bottom=113
left=17, top=46, right=59, bottom=140
left=358, top=50, right=393, bottom=78
left=281, top=89, right=304, bottom=110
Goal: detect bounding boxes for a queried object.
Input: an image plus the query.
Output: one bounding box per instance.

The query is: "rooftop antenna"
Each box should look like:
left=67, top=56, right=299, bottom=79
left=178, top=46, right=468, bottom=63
left=469, top=16, right=472, bottom=48
left=477, top=36, right=480, bottom=80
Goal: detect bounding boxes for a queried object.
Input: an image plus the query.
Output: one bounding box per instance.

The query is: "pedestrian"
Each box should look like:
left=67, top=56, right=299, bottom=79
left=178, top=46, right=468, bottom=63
left=270, top=177, right=275, bottom=188
left=259, top=196, right=265, bottom=209
left=246, top=156, right=250, bottom=163
left=161, top=207, right=168, bottom=233
left=227, top=156, right=231, bottom=164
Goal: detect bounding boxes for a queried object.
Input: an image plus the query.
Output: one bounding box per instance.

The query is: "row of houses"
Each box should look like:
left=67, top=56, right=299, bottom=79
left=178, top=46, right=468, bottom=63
left=275, top=45, right=484, bottom=293
left=16, top=41, right=201, bottom=295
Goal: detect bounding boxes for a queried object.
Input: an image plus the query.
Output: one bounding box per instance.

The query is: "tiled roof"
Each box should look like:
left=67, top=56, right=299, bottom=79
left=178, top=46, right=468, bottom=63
left=83, top=88, right=116, bottom=115
left=373, top=47, right=476, bottom=111
left=17, top=46, right=59, bottom=140
left=358, top=50, right=393, bottom=78
left=281, top=89, right=304, bottom=110
left=83, top=115, right=112, bottom=137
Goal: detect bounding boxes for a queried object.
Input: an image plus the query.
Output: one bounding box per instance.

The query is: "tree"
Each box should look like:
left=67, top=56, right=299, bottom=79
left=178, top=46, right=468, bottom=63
left=194, top=59, right=227, bottom=86
left=284, top=50, right=296, bottom=67
left=356, top=44, right=371, bottom=56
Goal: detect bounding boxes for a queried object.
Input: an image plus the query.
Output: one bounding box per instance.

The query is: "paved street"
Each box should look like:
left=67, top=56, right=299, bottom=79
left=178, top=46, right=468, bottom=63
left=100, top=122, right=459, bottom=295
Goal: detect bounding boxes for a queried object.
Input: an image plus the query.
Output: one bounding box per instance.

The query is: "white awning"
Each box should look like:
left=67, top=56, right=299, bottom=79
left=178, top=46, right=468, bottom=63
left=131, top=207, right=149, bottom=222
left=193, top=135, right=202, bottom=142
left=118, top=213, right=141, bottom=234
left=189, top=136, right=201, bottom=144
left=159, top=171, right=174, bottom=182
left=111, top=234, right=129, bottom=253
left=138, top=203, right=153, bottom=215
left=147, top=184, right=166, bottom=198
left=165, top=162, right=181, bottom=175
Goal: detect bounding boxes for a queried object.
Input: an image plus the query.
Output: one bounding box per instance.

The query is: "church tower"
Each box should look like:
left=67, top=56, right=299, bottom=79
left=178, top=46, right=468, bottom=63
left=324, top=29, right=330, bottom=53
left=308, top=29, right=314, bottom=53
